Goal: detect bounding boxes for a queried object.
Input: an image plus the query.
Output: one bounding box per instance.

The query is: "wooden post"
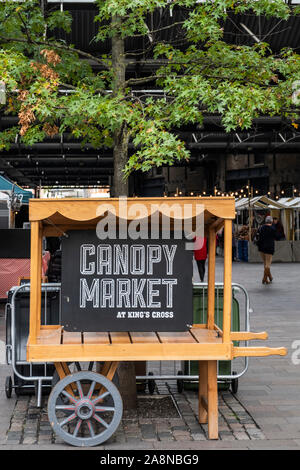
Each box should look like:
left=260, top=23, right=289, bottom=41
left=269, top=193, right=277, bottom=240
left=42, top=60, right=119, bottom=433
left=29, top=221, right=42, bottom=344
left=198, top=360, right=218, bottom=439
left=207, top=227, right=216, bottom=329
left=223, top=219, right=232, bottom=344
left=198, top=361, right=208, bottom=424
left=207, top=360, right=218, bottom=439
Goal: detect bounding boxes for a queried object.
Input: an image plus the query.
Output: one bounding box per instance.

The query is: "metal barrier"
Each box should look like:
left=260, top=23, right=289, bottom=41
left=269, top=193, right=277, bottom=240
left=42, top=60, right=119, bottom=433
left=5, top=283, right=61, bottom=407
left=136, top=282, right=251, bottom=386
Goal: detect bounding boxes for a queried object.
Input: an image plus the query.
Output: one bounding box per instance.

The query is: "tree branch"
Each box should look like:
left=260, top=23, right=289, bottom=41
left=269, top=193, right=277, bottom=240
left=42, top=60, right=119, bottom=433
left=130, top=20, right=186, bottom=39
left=17, top=12, right=33, bottom=44
left=0, top=35, right=108, bottom=68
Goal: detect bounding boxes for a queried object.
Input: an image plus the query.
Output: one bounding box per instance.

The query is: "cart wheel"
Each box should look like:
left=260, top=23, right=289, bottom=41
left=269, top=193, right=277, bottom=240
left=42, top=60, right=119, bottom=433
left=5, top=376, right=12, bottom=398
left=231, top=372, right=239, bottom=394
left=48, top=371, right=123, bottom=447
left=148, top=372, right=155, bottom=395
left=177, top=371, right=184, bottom=393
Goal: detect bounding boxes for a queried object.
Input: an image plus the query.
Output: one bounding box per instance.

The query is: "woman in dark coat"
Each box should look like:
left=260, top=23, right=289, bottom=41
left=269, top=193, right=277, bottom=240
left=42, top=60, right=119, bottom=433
left=257, top=215, right=278, bottom=284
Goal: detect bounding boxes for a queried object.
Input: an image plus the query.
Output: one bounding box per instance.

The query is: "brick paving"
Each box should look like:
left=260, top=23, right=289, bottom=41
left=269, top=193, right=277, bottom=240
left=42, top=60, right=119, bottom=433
left=4, top=383, right=264, bottom=446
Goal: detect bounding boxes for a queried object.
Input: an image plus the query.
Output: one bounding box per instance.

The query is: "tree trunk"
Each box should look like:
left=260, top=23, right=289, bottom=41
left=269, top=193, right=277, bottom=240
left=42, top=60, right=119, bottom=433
left=111, top=14, right=137, bottom=410
left=113, top=123, right=129, bottom=197
left=111, top=14, right=129, bottom=198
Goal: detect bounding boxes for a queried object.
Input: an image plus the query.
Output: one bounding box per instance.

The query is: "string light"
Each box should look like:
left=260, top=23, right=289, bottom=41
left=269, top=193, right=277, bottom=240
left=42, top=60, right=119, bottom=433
left=177, top=187, right=300, bottom=198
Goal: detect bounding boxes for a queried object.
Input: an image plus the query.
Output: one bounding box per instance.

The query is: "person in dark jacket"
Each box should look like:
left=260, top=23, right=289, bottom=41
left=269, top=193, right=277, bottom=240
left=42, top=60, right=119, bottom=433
left=257, top=215, right=278, bottom=284
left=272, top=217, right=286, bottom=240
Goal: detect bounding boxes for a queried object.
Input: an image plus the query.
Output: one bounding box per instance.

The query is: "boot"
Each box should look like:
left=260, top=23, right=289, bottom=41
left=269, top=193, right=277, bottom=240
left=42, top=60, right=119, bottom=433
left=266, top=267, right=273, bottom=282
left=262, top=268, right=270, bottom=284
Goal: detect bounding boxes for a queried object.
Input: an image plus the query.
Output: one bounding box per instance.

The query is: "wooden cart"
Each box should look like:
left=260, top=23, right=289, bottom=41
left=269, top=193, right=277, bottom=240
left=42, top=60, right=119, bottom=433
left=27, top=197, right=287, bottom=446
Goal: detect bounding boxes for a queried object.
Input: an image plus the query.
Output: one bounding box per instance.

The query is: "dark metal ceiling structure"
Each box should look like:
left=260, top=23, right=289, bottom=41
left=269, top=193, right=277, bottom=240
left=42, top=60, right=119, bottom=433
left=1, top=3, right=300, bottom=187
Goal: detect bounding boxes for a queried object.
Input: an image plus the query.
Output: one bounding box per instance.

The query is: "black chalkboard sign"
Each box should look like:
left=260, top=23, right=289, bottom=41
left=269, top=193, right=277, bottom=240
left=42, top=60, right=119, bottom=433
left=61, top=230, right=193, bottom=332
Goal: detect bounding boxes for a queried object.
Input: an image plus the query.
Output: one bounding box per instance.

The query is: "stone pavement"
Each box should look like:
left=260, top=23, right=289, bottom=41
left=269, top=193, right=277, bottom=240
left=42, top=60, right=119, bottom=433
left=3, top=382, right=265, bottom=448
left=0, top=258, right=300, bottom=450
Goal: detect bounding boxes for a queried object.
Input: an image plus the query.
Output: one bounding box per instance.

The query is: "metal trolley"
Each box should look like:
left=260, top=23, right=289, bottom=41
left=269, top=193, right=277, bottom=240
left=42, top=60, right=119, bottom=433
left=5, top=283, right=61, bottom=407
left=140, top=282, right=251, bottom=394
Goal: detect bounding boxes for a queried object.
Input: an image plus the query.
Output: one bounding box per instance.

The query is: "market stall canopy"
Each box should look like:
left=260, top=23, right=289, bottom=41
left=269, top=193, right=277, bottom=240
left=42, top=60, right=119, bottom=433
left=277, top=197, right=300, bottom=209
left=29, top=197, right=235, bottom=236
left=0, top=191, right=8, bottom=201
left=235, top=195, right=288, bottom=211
left=0, top=175, right=33, bottom=204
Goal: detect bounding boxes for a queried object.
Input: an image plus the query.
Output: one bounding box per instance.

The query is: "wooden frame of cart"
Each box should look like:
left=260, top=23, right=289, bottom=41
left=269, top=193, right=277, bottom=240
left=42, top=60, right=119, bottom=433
left=27, top=197, right=287, bottom=446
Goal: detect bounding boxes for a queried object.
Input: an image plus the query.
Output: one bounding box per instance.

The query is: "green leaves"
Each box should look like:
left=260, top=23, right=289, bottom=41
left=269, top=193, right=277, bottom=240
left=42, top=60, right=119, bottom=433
left=125, top=122, right=190, bottom=176
left=0, top=0, right=300, bottom=178
left=0, top=127, right=19, bottom=151
left=47, top=10, right=73, bottom=33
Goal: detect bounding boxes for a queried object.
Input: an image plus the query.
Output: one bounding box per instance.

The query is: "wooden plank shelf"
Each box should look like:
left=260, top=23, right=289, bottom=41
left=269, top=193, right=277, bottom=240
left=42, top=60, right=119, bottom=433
left=27, top=326, right=286, bottom=363
left=28, top=326, right=231, bottom=362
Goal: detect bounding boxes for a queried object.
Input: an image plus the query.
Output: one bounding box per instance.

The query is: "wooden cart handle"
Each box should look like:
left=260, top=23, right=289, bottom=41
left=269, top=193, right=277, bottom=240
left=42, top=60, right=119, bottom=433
left=231, top=331, right=268, bottom=341
left=233, top=346, right=287, bottom=358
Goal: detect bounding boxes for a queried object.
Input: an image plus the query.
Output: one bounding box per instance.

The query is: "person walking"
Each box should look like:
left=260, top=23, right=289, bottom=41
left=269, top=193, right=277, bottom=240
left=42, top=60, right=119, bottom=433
left=256, top=215, right=278, bottom=284
left=194, top=236, right=208, bottom=282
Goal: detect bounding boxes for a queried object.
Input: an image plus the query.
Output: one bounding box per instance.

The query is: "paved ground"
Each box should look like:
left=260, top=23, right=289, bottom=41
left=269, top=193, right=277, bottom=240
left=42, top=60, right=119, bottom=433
left=0, top=258, right=300, bottom=450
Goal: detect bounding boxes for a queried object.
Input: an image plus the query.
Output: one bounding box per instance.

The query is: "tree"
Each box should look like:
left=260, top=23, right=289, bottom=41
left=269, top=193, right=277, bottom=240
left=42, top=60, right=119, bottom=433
left=1, top=0, right=300, bottom=408
left=1, top=0, right=300, bottom=195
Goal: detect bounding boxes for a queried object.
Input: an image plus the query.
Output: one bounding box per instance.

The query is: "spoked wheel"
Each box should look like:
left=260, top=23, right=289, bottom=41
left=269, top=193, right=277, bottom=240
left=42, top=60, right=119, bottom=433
left=48, top=371, right=123, bottom=447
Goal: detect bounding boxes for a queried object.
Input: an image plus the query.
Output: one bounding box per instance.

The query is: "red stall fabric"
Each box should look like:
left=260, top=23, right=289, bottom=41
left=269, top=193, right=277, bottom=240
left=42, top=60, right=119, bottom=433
left=0, top=258, right=31, bottom=298
left=0, top=253, right=49, bottom=299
